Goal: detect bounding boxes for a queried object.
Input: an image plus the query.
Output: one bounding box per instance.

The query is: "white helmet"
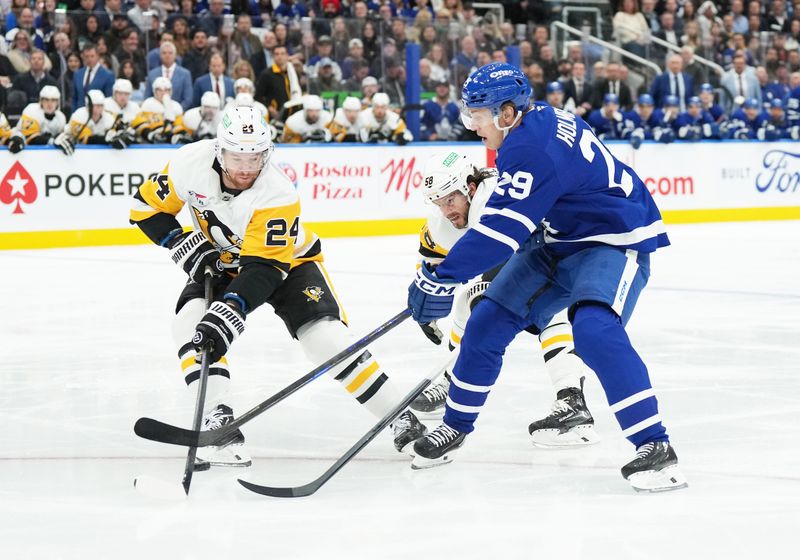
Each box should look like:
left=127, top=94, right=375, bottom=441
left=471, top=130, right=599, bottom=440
left=39, top=85, right=61, bottom=102
left=234, top=77, right=255, bottom=94
left=422, top=151, right=475, bottom=203
left=215, top=105, right=274, bottom=174
left=113, top=78, right=133, bottom=94
left=153, top=76, right=172, bottom=92
left=235, top=92, right=255, bottom=107
left=86, top=89, right=105, bottom=107
left=302, top=94, right=323, bottom=111
left=201, top=91, right=221, bottom=108
left=342, top=96, right=361, bottom=111
left=372, top=92, right=390, bottom=107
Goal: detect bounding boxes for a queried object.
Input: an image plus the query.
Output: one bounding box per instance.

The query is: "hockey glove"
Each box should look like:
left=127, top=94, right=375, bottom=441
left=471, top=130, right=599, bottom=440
left=419, top=321, right=444, bottom=345
left=629, top=128, right=644, bottom=150
left=168, top=230, right=224, bottom=283
left=408, top=262, right=458, bottom=324
left=106, top=128, right=135, bottom=149
left=8, top=132, right=25, bottom=154
left=53, top=132, right=75, bottom=155
left=192, top=301, right=245, bottom=363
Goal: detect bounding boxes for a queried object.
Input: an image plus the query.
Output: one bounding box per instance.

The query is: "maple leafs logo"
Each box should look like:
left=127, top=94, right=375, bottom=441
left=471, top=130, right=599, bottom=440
left=0, top=161, right=38, bottom=214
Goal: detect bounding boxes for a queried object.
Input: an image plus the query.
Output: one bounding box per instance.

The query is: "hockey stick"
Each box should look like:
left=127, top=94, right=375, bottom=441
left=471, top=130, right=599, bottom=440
left=180, top=268, right=215, bottom=495
left=134, top=308, right=413, bottom=448
left=238, top=353, right=457, bottom=498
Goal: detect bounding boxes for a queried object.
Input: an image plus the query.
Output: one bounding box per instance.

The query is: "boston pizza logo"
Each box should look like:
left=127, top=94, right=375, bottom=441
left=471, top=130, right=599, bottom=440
left=0, top=161, right=38, bottom=214
left=277, top=161, right=298, bottom=188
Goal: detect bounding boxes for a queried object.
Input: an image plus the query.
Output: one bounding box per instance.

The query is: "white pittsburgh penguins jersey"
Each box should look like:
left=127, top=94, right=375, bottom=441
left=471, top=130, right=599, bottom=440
left=357, top=107, right=406, bottom=139
left=333, top=108, right=360, bottom=136
left=104, top=98, right=140, bottom=125
left=139, top=96, right=184, bottom=121
left=282, top=109, right=333, bottom=143
left=418, top=174, right=496, bottom=266
left=68, top=107, right=116, bottom=141
left=181, top=107, right=221, bottom=139
left=15, top=103, right=67, bottom=140
left=224, top=99, right=268, bottom=120
left=130, top=139, right=322, bottom=274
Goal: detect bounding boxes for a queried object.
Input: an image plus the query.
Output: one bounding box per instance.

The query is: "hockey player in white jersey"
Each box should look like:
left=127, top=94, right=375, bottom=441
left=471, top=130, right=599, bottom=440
left=412, top=151, right=599, bottom=447
left=7, top=85, right=73, bottom=155
left=0, top=112, right=11, bottom=146
left=175, top=91, right=222, bottom=142
left=358, top=92, right=413, bottom=145
left=129, top=106, right=426, bottom=467
left=132, top=76, right=185, bottom=143
left=331, top=96, right=362, bottom=142
left=225, top=78, right=268, bottom=118
left=281, top=94, right=334, bottom=143
left=103, top=79, right=139, bottom=149
left=67, top=89, right=116, bottom=145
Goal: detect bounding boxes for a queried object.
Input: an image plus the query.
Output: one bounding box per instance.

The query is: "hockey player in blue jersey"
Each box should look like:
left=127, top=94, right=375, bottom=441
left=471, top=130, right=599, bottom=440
left=626, top=94, right=659, bottom=148
left=674, top=96, right=721, bottom=140
left=406, top=63, right=687, bottom=492
left=760, top=98, right=798, bottom=140
left=785, top=83, right=800, bottom=126
left=650, top=95, right=680, bottom=143
left=586, top=93, right=635, bottom=140
left=698, top=83, right=726, bottom=123
left=544, top=81, right=576, bottom=113
left=420, top=80, right=464, bottom=141
left=728, top=98, right=767, bottom=139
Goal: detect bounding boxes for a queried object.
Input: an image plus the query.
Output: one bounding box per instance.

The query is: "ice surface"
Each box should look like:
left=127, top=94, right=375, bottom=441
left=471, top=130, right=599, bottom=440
left=1, top=221, right=799, bottom=559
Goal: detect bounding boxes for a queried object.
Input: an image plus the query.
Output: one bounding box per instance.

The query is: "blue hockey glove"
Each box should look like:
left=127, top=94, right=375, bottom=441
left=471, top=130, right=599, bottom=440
left=408, top=263, right=458, bottom=324
left=629, top=128, right=644, bottom=150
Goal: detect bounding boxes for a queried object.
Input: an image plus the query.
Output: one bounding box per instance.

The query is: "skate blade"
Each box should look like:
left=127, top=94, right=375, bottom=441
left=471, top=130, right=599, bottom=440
left=410, top=453, right=457, bottom=470
left=628, top=465, right=688, bottom=493
left=530, top=425, right=600, bottom=448
left=197, top=445, right=252, bottom=468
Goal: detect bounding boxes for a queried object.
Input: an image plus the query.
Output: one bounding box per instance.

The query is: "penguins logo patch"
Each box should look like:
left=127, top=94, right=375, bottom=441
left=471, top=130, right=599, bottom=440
left=303, top=286, right=324, bottom=302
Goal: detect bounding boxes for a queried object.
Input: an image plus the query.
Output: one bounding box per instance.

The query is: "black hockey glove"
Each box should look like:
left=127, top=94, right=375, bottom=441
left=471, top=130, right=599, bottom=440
left=419, top=321, right=444, bottom=345
left=168, top=230, right=224, bottom=283
left=192, top=301, right=246, bottom=363
left=8, top=133, right=25, bottom=154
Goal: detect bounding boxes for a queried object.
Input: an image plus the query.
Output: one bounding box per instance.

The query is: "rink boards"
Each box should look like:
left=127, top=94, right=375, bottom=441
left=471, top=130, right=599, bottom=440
left=1, top=140, right=799, bottom=250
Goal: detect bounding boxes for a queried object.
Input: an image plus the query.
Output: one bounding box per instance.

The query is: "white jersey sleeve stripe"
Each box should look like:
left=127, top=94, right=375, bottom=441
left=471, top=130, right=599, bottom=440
left=482, top=207, right=537, bottom=233
left=473, top=223, right=520, bottom=252
left=544, top=220, right=666, bottom=247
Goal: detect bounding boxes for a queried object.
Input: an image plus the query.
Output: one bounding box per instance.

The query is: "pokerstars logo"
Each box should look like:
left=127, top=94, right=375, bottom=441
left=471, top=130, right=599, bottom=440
left=0, top=161, right=38, bottom=214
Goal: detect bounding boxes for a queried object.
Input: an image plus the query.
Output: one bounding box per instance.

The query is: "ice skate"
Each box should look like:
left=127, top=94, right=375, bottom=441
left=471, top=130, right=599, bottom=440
left=411, top=423, right=466, bottom=469
left=195, top=404, right=252, bottom=467
left=391, top=410, right=427, bottom=455
left=528, top=381, right=600, bottom=448
left=409, top=372, right=450, bottom=419
left=621, top=441, right=688, bottom=493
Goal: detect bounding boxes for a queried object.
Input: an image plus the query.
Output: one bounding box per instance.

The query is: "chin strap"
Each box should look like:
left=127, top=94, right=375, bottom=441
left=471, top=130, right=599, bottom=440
left=492, top=110, right=523, bottom=139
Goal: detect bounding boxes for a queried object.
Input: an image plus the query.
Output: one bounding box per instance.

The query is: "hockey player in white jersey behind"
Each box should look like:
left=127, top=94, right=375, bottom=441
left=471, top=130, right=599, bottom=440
left=130, top=106, right=426, bottom=467
left=407, top=63, right=687, bottom=492
left=281, top=94, right=334, bottom=143
left=132, top=76, right=184, bottom=143
left=358, top=92, right=413, bottom=145
left=411, top=151, right=599, bottom=447
left=7, top=85, right=73, bottom=155
left=175, top=91, right=222, bottom=142
left=67, top=90, right=116, bottom=146
left=331, top=96, right=362, bottom=142
left=104, top=79, right=139, bottom=149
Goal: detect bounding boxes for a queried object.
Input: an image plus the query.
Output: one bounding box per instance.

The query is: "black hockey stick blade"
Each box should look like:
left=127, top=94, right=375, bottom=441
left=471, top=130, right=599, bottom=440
left=134, top=308, right=413, bottom=448
left=236, top=353, right=457, bottom=498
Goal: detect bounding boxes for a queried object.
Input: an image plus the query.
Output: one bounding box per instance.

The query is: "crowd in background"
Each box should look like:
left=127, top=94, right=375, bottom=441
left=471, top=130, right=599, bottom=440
left=0, top=0, right=799, bottom=151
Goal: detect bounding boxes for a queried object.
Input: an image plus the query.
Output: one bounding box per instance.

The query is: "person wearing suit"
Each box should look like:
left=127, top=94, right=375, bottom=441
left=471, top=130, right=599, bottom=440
left=12, top=49, right=59, bottom=104
left=560, top=61, right=594, bottom=117
left=650, top=53, right=694, bottom=110
left=249, top=31, right=277, bottom=80
left=73, top=44, right=114, bottom=109
left=591, top=62, right=633, bottom=110
left=192, top=53, right=233, bottom=108
left=144, top=41, right=193, bottom=110
left=720, top=54, right=761, bottom=113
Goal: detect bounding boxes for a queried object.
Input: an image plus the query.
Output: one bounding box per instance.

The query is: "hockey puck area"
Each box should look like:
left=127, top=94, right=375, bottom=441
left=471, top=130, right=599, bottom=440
left=133, top=475, right=190, bottom=500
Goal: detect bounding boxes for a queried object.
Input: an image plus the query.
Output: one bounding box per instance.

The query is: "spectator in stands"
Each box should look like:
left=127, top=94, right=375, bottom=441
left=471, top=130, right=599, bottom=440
left=113, top=27, right=146, bottom=82
left=766, top=0, right=792, bottom=32
left=7, top=30, right=38, bottom=74
left=10, top=7, right=46, bottom=50
left=274, top=0, right=308, bottom=22
left=650, top=53, right=694, bottom=110
left=344, top=60, right=370, bottom=91
left=380, top=58, right=406, bottom=107
left=655, top=11, right=683, bottom=56
left=193, top=53, right=234, bottom=108
left=73, top=43, right=114, bottom=109
left=308, top=58, right=344, bottom=95
left=98, top=0, right=123, bottom=31
left=721, top=53, right=761, bottom=111
left=619, top=64, right=643, bottom=102
left=360, top=75, right=379, bottom=107
left=519, top=41, right=535, bottom=67
left=341, top=38, right=364, bottom=80
left=231, top=60, right=256, bottom=83
left=105, top=14, right=131, bottom=54
left=79, top=15, right=105, bottom=53
left=146, top=31, right=175, bottom=71
left=682, top=20, right=702, bottom=50
left=198, top=0, right=229, bottom=38
left=231, top=14, right=261, bottom=62
left=308, top=36, right=336, bottom=75
left=428, top=43, right=449, bottom=83
left=590, top=61, right=606, bottom=82
left=361, top=21, right=380, bottom=64
left=255, top=44, right=296, bottom=120
left=97, top=37, right=118, bottom=77
left=49, top=32, right=72, bottom=83
left=682, top=1, right=697, bottom=26
left=681, top=46, right=706, bottom=89
left=250, top=31, right=277, bottom=79
left=641, top=0, right=660, bottom=32
left=698, top=1, right=722, bottom=45
left=729, top=0, right=749, bottom=33
left=170, top=17, right=192, bottom=57
left=119, top=59, right=144, bottom=102
left=527, top=63, right=546, bottom=101
left=183, top=29, right=213, bottom=81
left=592, top=62, right=632, bottom=110
left=11, top=49, right=58, bottom=105
left=613, top=0, right=650, bottom=58
left=451, top=35, right=478, bottom=85
left=168, top=0, right=197, bottom=30
left=331, top=17, right=352, bottom=61
left=145, top=41, right=193, bottom=110
left=418, top=58, right=437, bottom=91
left=563, top=60, right=593, bottom=117
left=127, top=0, right=153, bottom=33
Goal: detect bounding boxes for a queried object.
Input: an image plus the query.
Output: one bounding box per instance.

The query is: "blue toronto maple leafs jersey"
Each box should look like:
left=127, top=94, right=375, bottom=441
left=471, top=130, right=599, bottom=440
left=436, top=103, right=670, bottom=283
